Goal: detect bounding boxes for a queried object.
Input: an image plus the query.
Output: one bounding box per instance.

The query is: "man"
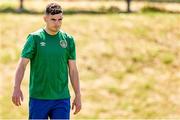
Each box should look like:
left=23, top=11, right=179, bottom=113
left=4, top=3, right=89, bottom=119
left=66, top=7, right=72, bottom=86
left=12, top=2, right=81, bottom=119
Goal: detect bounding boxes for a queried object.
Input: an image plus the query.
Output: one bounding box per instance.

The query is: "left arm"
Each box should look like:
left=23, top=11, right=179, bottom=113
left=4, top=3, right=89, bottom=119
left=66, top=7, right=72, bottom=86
left=68, top=60, right=81, bottom=115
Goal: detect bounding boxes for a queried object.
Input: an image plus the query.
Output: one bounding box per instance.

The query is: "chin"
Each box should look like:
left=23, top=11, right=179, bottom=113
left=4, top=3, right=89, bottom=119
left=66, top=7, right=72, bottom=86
left=55, top=27, right=60, bottom=31
left=51, top=28, right=59, bottom=32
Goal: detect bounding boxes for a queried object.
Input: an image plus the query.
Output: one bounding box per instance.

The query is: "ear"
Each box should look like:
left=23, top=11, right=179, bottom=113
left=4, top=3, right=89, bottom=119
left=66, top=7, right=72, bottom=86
left=43, top=15, right=47, bottom=22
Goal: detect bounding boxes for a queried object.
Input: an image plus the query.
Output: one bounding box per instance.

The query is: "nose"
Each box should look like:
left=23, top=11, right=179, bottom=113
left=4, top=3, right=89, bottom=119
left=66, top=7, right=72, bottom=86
left=55, top=20, right=59, bottom=25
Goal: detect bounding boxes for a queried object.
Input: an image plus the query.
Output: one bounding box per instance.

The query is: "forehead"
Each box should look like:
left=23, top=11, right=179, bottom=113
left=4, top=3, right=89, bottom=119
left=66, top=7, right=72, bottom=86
left=47, top=13, right=63, bottom=19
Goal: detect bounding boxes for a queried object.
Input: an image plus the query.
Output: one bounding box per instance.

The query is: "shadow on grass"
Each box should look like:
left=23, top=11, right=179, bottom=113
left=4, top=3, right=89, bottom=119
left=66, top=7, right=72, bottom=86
left=141, top=5, right=180, bottom=14
left=0, top=6, right=179, bottom=15
left=0, top=6, right=127, bottom=15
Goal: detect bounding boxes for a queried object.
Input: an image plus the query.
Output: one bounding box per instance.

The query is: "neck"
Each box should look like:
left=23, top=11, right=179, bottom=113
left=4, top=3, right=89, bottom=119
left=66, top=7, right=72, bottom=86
left=44, top=26, right=58, bottom=35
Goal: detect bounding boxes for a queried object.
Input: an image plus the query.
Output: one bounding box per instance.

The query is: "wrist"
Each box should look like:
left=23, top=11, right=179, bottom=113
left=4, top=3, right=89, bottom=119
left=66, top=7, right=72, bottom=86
left=14, top=85, right=21, bottom=90
left=75, top=92, right=81, bottom=97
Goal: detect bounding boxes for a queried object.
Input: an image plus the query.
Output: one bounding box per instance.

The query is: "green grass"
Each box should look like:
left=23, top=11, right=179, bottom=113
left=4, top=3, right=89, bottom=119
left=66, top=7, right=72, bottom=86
left=0, top=1, right=180, bottom=119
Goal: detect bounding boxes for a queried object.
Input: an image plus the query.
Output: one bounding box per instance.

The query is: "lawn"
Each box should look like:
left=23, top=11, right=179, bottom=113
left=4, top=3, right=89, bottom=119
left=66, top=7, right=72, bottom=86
left=0, top=1, right=180, bottom=119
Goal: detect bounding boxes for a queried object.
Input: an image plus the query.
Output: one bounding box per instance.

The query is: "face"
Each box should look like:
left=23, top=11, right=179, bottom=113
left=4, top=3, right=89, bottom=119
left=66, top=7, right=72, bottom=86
left=44, top=13, right=63, bottom=33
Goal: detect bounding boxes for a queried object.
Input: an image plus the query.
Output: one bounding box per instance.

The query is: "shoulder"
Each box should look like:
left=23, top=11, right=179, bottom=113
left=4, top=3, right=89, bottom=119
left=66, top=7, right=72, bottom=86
left=60, top=30, right=75, bottom=42
left=30, top=28, right=44, bottom=36
left=27, top=28, right=45, bottom=42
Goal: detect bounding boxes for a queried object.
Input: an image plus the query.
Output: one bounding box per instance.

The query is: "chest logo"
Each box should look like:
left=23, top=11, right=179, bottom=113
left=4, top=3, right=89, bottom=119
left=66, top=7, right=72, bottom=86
left=40, top=42, right=46, bottom=46
left=60, top=40, right=67, bottom=48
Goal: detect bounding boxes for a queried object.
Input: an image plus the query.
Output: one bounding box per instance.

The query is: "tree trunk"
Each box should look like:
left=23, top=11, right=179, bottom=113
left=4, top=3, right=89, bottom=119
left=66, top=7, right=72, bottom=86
left=19, top=0, right=24, bottom=12
left=126, top=0, right=132, bottom=13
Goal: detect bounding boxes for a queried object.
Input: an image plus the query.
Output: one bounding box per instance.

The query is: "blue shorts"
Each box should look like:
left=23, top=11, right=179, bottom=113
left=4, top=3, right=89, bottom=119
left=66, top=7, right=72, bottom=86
left=29, top=97, right=71, bottom=119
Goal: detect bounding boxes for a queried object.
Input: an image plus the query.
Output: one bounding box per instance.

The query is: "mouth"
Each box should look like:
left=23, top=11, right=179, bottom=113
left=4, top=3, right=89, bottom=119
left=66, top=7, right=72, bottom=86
left=55, top=26, right=60, bottom=29
left=52, top=27, right=59, bottom=32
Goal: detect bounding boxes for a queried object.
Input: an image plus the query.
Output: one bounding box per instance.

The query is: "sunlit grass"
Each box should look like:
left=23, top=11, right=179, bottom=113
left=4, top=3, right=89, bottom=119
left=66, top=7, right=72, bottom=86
left=0, top=1, right=180, bottom=119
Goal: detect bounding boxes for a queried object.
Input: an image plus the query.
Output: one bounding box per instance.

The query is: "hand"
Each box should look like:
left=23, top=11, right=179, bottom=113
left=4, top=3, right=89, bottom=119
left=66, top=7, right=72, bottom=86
left=72, top=94, right=82, bottom=115
left=12, top=87, right=24, bottom=106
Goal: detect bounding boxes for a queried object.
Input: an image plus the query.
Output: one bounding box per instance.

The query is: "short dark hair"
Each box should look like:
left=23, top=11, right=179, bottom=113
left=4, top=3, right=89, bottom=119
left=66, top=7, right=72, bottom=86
left=45, top=3, right=63, bottom=15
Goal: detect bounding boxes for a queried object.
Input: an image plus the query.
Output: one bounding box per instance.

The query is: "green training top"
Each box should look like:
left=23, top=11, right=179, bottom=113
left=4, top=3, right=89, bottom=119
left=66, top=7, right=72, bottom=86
left=21, top=28, right=76, bottom=100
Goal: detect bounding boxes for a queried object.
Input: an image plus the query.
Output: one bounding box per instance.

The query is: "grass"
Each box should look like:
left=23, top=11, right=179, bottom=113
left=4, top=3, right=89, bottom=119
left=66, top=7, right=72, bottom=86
left=0, top=1, right=180, bottom=119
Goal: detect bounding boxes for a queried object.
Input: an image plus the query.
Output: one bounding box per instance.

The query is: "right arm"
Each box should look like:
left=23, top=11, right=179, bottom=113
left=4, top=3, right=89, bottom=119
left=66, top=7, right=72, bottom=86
left=12, top=57, right=29, bottom=106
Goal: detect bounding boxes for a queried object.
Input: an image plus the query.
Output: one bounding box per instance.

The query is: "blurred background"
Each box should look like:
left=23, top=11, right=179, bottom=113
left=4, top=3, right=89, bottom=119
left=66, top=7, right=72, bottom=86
left=0, top=0, right=180, bottom=119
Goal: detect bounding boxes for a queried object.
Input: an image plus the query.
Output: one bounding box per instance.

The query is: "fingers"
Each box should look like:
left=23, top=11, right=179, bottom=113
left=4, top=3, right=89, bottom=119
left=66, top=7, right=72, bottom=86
left=72, top=102, right=75, bottom=110
left=74, top=104, right=81, bottom=114
left=12, top=93, right=23, bottom=106
left=12, top=96, right=19, bottom=106
left=17, top=97, right=21, bottom=106
left=73, top=102, right=81, bottom=115
left=20, top=93, right=24, bottom=102
left=15, top=96, right=20, bottom=106
left=12, top=96, right=16, bottom=105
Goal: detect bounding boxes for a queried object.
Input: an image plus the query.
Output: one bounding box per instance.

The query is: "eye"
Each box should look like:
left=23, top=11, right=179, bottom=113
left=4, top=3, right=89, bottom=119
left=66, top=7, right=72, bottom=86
left=58, top=18, right=63, bottom=21
left=51, top=19, right=56, bottom=21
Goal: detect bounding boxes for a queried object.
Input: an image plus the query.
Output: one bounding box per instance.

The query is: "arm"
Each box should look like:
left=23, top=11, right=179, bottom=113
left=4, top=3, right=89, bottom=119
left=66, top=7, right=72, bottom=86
left=68, top=60, right=81, bottom=115
left=12, top=57, right=29, bottom=106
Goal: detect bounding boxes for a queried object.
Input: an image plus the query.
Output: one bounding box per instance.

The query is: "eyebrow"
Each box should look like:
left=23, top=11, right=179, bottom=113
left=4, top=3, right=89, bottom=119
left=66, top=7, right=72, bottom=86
left=51, top=18, right=63, bottom=20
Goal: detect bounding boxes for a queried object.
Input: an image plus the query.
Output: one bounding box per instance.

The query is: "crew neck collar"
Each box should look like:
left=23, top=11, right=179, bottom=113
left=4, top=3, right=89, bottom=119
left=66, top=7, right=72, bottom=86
left=42, top=28, right=60, bottom=37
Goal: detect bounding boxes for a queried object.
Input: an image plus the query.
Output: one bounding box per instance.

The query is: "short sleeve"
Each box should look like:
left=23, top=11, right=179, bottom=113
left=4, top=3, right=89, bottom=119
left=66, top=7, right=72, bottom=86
left=68, top=36, right=76, bottom=60
left=21, top=34, right=36, bottom=59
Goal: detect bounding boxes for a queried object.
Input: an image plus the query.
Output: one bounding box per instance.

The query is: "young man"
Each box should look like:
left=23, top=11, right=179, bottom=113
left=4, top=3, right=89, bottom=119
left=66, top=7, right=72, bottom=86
left=12, top=2, right=81, bottom=119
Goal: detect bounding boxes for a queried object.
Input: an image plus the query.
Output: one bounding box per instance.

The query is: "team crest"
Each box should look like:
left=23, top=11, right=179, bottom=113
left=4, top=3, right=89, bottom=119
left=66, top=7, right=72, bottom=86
left=59, top=40, right=67, bottom=48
